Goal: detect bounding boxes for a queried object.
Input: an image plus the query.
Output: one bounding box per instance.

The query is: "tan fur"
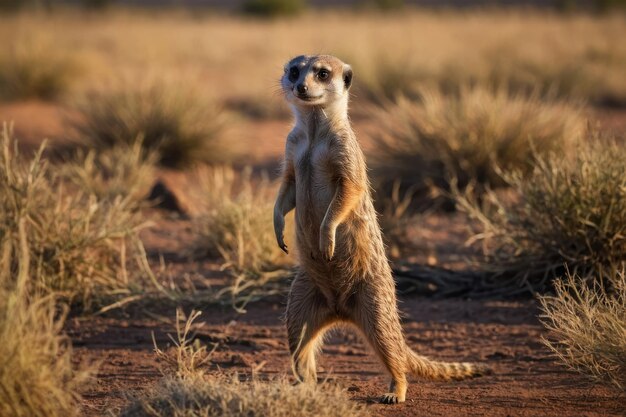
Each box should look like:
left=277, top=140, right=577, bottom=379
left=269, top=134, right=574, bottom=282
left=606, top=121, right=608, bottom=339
left=273, top=54, right=490, bottom=405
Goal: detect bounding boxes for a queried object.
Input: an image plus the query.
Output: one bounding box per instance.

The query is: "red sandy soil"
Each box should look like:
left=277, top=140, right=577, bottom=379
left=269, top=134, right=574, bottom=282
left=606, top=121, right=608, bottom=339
left=64, top=211, right=624, bottom=417
left=2, top=101, right=626, bottom=416
left=70, top=299, right=626, bottom=417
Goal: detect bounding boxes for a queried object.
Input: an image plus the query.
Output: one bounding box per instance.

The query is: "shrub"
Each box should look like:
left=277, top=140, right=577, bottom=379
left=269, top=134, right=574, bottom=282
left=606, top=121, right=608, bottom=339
left=556, top=0, right=626, bottom=12
left=0, top=219, right=91, bottom=417
left=80, top=0, right=114, bottom=9
left=455, top=140, right=626, bottom=293
left=362, top=0, right=404, bottom=10
left=0, top=124, right=150, bottom=310
left=352, top=58, right=426, bottom=105
left=121, top=310, right=367, bottom=417
left=0, top=37, right=76, bottom=100
left=121, top=374, right=368, bottom=417
left=369, top=87, right=585, bottom=208
left=539, top=271, right=626, bottom=391
left=70, top=84, right=227, bottom=168
left=60, top=141, right=157, bottom=206
left=190, top=166, right=288, bottom=274
left=242, top=0, right=306, bottom=17
left=486, top=57, right=597, bottom=102
left=189, top=166, right=292, bottom=311
left=376, top=180, right=418, bottom=259
left=0, top=0, right=21, bottom=10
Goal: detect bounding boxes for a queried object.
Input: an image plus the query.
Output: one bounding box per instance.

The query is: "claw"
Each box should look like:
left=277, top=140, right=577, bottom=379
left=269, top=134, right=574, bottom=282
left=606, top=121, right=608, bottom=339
left=380, top=393, right=399, bottom=404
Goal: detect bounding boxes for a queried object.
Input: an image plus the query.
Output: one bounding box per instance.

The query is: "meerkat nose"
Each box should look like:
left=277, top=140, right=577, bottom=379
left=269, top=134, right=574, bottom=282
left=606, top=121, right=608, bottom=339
left=296, top=83, right=308, bottom=94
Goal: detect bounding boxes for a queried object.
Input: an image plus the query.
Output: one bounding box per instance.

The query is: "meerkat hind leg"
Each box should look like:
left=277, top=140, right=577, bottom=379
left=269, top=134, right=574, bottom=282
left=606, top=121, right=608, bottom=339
left=286, top=274, right=334, bottom=383
left=353, top=294, right=408, bottom=404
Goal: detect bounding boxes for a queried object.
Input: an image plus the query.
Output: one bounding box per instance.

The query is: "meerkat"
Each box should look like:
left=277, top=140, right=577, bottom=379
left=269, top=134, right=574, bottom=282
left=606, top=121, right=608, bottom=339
left=273, top=54, right=489, bottom=404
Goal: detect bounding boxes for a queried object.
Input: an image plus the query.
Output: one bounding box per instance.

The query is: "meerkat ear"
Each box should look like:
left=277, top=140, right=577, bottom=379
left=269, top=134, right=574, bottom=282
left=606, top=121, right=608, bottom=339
left=343, top=65, right=353, bottom=90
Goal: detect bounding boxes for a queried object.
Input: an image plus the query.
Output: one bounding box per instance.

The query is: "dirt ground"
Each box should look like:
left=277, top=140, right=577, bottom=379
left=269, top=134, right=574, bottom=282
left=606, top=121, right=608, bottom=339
left=70, top=299, right=626, bottom=417
left=3, top=101, right=626, bottom=416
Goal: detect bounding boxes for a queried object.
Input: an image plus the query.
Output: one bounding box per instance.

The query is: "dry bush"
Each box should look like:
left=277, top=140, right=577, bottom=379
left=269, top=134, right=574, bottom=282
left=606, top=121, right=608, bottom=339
left=61, top=141, right=157, bottom=205
left=486, top=55, right=598, bottom=101
left=355, top=56, right=598, bottom=105
left=376, top=180, right=419, bottom=259
left=0, top=220, right=91, bottom=417
left=189, top=166, right=293, bottom=311
left=0, top=36, right=76, bottom=100
left=0, top=125, right=151, bottom=310
left=539, top=271, right=626, bottom=391
left=242, top=0, right=306, bottom=16
left=369, top=87, right=584, bottom=208
left=70, top=84, right=227, bottom=168
left=0, top=0, right=21, bottom=10
left=151, top=310, right=216, bottom=378
left=455, top=140, right=626, bottom=294
left=365, top=0, right=405, bottom=11
left=223, top=96, right=290, bottom=121
left=352, top=57, right=427, bottom=105
left=121, top=374, right=368, bottom=417
left=121, top=310, right=367, bottom=417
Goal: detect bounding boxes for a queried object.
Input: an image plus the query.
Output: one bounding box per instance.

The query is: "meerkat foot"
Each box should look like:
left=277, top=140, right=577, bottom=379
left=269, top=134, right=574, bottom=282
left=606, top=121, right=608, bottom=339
left=380, top=393, right=404, bottom=404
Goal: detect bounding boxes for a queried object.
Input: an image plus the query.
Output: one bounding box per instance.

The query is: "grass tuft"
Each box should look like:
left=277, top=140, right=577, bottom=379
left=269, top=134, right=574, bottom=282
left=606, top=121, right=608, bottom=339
left=0, top=217, right=91, bottom=417
left=70, top=84, right=227, bottom=168
left=121, top=374, right=368, bottom=417
left=539, top=270, right=626, bottom=391
left=121, top=309, right=367, bottom=417
left=0, top=36, right=76, bottom=101
left=376, top=180, right=418, bottom=259
left=369, top=87, right=585, bottom=208
left=241, top=0, right=306, bottom=17
left=455, top=139, right=626, bottom=293
left=61, top=141, right=157, bottom=206
left=189, top=166, right=292, bottom=311
left=1, top=124, right=151, bottom=310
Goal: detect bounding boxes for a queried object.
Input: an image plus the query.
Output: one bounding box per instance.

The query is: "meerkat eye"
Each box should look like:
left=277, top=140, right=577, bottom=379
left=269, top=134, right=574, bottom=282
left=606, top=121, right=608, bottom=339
left=289, top=67, right=299, bottom=82
left=318, top=69, right=330, bottom=80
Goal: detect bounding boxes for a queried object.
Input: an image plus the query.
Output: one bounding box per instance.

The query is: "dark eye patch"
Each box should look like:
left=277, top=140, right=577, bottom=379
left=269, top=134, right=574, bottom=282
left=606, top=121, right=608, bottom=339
left=289, top=67, right=299, bottom=82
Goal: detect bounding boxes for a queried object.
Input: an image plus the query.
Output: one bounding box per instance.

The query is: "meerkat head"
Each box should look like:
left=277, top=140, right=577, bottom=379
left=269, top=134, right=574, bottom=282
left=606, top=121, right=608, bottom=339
left=281, top=54, right=353, bottom=109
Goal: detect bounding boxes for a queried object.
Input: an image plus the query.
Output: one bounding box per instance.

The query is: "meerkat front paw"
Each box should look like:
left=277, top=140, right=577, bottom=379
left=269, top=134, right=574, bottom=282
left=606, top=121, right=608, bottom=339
left=319, top=225, right=336, bottom=261
left=274, top=211, right=288, bottom=254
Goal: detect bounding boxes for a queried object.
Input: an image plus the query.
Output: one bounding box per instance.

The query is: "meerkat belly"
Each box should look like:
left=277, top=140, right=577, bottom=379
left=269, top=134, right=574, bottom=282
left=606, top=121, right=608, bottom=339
left=294, top=142, right=336, bottom=253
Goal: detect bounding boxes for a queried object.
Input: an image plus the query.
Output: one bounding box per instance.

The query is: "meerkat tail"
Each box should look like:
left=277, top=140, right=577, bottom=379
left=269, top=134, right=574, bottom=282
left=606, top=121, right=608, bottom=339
left=405, top=347, right=491, bottom=381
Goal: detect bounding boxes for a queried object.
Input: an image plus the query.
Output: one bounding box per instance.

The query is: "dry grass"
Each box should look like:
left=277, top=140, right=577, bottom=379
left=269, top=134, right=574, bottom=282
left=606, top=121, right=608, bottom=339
left=61, top=141, right=157, bottom=206
left=369, top=87, right=585, bottom=208
left=121, top=310, right=367, bottom=417
left=242, top=0, right=306, bottom=16
left=0, top=218, right=91, bottom=417
left=189, top=166, right=293, bottom=311
left=0, top=35, right=76, bottom=100
left=455, top=139, right=626, bottom=294
left=121, top=374, right=368, bottom=417
left=1, top=10, right=625, bottom=109
left=0, top=124, right=151, bottom=310
left=376, top=180, right=419, bottom=259
left=539, top=270, right=626, bottom=391
left=70, top=83, right=227, bottom=168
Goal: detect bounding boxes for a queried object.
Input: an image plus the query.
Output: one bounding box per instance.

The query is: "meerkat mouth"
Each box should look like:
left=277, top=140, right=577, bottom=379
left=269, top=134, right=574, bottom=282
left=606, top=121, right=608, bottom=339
left=296, top=94, right=323, bottom=102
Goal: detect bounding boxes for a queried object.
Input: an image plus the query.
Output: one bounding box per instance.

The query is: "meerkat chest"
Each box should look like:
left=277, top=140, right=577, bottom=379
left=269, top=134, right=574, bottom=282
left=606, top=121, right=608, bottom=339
left=294, top=139, right=333, bottom=182
left=293, top=139, right=335, bottom=213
